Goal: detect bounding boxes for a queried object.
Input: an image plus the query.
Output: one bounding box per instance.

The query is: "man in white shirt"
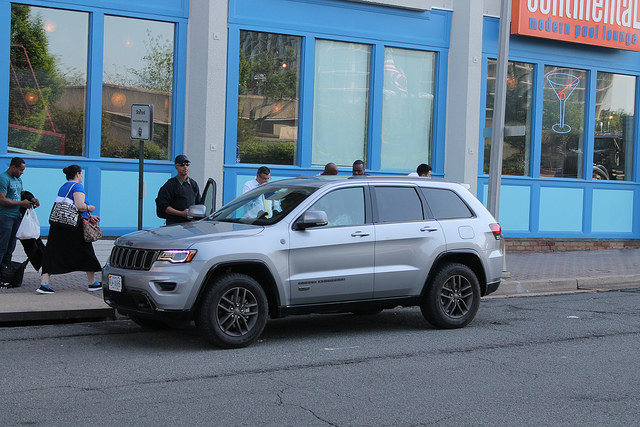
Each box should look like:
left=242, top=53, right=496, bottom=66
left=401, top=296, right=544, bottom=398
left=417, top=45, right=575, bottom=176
left=242, top=166, right=271, bottom=194
left=241, top=166, right=273, bottom=219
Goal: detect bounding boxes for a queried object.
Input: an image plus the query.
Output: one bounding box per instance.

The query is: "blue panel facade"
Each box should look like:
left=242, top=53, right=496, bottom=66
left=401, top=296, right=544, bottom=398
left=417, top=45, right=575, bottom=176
left=480, top=16, right=640, bottom=239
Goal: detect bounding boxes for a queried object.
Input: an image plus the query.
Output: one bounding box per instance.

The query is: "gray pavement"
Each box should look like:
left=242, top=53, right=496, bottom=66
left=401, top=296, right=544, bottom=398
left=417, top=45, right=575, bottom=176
left=1, top=238, right=639, bottom=324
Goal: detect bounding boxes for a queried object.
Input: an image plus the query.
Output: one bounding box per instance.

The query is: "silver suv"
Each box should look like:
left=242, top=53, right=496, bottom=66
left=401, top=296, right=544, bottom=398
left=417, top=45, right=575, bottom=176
left=103, top=176, right=503, bottom=348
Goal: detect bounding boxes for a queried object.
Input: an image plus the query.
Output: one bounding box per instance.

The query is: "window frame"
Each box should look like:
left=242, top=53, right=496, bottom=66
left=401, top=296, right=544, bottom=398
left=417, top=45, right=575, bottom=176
left=225, top=21, right=448, bottom=176
left=1, top=1, right=187, bottom=164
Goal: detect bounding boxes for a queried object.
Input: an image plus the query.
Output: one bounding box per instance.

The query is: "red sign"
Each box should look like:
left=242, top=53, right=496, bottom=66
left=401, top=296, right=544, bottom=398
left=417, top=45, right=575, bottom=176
left=512, top=0, right=640, bottom=52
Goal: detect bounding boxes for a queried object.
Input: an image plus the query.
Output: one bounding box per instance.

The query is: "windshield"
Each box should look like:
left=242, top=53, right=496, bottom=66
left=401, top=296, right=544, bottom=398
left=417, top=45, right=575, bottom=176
left=211, top=185, right=317, bottom=225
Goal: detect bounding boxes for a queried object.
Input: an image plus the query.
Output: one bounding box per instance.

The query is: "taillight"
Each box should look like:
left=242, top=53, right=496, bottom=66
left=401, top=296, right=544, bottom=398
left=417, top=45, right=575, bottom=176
left=489, top=223, right=502, bottom=240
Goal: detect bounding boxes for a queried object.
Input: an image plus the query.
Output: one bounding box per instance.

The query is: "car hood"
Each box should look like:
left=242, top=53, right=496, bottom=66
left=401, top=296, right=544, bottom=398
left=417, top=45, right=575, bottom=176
left=114, top=220, right=264, bottom=249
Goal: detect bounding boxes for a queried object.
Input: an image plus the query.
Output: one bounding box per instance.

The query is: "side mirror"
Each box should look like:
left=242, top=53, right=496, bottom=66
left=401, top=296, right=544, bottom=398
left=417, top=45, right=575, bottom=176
left=188, top=204, right=207, bottom=219
left=294, top=210, right=328, bottom=230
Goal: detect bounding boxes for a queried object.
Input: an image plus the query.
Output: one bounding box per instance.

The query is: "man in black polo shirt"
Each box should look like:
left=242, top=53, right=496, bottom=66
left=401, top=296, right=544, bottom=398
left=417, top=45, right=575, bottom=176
left=156, top=155, right=201, bottom=225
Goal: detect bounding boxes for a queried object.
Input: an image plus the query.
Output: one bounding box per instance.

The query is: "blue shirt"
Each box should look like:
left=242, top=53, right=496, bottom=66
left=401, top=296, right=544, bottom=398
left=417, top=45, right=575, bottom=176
left=59, top=181, right=91, bottom=220
left=0, top=170, right=22, bottom=218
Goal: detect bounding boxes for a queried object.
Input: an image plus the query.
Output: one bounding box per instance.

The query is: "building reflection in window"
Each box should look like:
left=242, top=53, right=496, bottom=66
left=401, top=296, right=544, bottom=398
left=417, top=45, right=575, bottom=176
left=541, top=66, right=586, bottom=178
left=102, top=16, right=174, bottom=160
left=8, top=5, right=88, bottom=156
left=593, top=72, right=635, bottom=181
left=484, top=60, right=533, bottom=176
left=237, top=31, right=301, bottom=165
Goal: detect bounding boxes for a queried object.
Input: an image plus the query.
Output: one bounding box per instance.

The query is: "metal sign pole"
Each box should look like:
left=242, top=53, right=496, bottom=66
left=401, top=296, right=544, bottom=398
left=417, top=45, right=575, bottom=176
left=487, top=0, right=512, bottom=220
left=131, top=104, right=154, bottom=231
left=138, top=140, right=144, bottom=230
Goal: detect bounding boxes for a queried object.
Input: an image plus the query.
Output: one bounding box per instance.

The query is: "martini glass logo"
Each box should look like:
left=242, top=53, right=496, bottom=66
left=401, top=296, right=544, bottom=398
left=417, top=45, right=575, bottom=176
left=546, top=72, right=581, bottom=134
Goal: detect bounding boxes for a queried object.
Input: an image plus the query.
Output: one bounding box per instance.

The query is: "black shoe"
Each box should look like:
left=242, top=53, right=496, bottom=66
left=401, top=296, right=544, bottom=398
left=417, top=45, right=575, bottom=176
left=36, top=285, right=55, bottom=294
left=88, top=281, right=102, bottom=292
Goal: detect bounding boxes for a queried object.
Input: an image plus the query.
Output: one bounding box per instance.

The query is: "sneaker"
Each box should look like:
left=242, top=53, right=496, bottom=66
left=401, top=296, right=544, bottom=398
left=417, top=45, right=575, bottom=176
left=37, top=285, right=55, bottom=294
left=88, top=281, right=102, bottom=292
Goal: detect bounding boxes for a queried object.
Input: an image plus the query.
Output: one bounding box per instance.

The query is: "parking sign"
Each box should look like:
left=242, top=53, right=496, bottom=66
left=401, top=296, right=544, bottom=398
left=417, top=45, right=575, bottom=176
left=131, top=104, right=154, bottom=140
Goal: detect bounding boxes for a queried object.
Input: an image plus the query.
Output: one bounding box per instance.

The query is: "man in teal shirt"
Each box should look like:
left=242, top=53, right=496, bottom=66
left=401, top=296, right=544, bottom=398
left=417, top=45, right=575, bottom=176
left=0, top=157, right=40, bottom=282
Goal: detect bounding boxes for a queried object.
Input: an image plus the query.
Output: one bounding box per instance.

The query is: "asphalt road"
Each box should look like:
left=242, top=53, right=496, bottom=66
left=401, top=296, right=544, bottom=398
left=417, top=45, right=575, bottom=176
left=2, top=289, right=640, bottom=426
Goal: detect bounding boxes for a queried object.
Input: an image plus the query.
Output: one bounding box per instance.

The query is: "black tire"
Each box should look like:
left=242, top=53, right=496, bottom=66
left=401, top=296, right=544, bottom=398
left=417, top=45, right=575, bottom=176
left=593, top=165, right=609, bottom=180
left=197, top=273, right=268, bottom=349
left=129, top=315, right=169, bottom=330
left=421, top=263, right=480, bottom=329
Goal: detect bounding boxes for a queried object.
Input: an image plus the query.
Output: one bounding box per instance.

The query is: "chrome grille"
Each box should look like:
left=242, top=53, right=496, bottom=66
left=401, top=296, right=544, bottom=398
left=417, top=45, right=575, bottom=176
left=110, top=246, right=158, bottom=270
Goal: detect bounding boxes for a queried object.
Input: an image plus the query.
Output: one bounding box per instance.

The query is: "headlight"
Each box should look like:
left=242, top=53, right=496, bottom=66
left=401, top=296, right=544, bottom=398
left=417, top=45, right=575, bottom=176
left=157, top=250, right=197, bottom=263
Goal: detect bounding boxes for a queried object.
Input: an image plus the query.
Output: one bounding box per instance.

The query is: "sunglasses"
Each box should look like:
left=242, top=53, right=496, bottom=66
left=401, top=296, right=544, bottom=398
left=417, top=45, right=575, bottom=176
left=177, top=162, right=191, bottom=167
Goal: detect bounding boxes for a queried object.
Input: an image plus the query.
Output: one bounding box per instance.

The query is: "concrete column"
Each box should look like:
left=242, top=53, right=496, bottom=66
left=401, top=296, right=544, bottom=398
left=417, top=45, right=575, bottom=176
left=444, top=1, right=484, bottom=195
left=184, top=0, right=228, bottom=208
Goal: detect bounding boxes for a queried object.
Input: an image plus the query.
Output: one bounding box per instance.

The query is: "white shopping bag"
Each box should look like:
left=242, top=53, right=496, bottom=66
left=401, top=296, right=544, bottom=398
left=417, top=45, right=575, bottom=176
left=16, top=207, right=40, bottom=240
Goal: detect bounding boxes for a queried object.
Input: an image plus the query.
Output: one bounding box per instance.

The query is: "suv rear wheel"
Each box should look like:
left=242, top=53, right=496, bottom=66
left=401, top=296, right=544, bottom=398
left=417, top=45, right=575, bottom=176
left=197, top=273, right=268, bottom=348
left=421, top=263, right=480, bottom=329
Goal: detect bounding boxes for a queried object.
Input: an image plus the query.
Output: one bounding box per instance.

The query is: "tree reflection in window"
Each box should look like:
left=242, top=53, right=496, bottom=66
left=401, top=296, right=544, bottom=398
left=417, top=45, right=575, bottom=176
left=101, top=17, right=175, bottom=160
left=484, top=60, right=533, bottom=176
left=237, top=31, right=301, bottom=165
left=8, top=5, right=88, bottom=156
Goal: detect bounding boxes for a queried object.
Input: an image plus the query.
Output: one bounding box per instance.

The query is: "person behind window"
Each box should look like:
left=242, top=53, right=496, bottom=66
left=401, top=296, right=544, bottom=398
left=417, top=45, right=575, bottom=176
left=242, top=166, right=271, bottom=194
left=416, top=163, right=432, bottom=177
left=242, top=166, right=273, bottom=218
left=352, top=160, right=366, bottom=176
left=155, top=155, right=201, bottom=225
left=38, top=165, right=100, bottom=294
left=320, top=163, right=339, bottom=175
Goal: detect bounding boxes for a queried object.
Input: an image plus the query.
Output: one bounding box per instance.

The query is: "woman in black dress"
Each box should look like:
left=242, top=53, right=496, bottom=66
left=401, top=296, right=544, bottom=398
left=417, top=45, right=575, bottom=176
left=37, top=165, right=102, bottom=294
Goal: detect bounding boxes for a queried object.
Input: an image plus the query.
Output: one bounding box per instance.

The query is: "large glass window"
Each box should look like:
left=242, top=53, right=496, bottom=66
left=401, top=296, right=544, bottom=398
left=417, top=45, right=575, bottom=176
left=381, top=47, right=435, bottom=171
left=484, top=60, right=534, bottom=176
left=312, top=40, right=371, bottom=167
left=102, top=16, right=174, bottom=159
left=593, top=73, right=635, bottom=181
left=541, top=66, right=587, bottom=178
left=237, top=31, right=301, bottom=165
left=8, top=5, right=88, bottom=156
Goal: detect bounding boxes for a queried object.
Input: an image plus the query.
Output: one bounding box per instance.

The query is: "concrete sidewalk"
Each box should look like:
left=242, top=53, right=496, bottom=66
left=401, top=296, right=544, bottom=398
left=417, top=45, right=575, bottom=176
left=1, top=238, right=639, bottom=324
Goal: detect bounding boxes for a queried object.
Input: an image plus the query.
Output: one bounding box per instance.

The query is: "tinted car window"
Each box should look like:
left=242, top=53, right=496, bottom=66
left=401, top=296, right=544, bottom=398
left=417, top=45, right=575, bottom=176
left=375, top=186, right=423, bottom=222
left=420, top=188, right=474, bottom=219
left=308, top=187, right=365, bottom=227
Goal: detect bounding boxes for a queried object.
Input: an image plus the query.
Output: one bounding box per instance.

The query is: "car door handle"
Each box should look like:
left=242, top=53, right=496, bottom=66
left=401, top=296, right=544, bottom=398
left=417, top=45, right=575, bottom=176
left=420, top=226, right=439, bottom=232
left=351, top=231, right=370, bottom=237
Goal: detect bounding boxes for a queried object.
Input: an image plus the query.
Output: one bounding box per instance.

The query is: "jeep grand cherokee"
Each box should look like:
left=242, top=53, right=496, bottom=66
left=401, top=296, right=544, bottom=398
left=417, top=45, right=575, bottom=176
left=103, top=176, right=503, bottom=348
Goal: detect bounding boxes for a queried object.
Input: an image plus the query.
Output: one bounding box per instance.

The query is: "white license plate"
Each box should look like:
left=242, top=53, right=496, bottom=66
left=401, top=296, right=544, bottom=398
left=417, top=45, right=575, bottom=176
left=108, top=274, right=122, bottom=292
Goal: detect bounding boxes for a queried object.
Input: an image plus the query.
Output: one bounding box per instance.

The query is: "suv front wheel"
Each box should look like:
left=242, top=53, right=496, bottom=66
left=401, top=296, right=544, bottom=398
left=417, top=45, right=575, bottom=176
left=421, top=263, right=480, bottom=329
left=197, top=273, right=268, bottom=348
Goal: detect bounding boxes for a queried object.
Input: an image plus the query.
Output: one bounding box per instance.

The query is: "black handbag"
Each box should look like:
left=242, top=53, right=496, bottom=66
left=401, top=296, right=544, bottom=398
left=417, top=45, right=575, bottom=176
left=0, top=260, right=28, bottom=288
left=49, top=183, right=79, bottom=228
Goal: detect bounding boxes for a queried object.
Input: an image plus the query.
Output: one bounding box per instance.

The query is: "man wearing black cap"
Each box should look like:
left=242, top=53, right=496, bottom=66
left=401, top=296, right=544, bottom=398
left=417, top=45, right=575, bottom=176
left=155, top=154, right=201, bottom=225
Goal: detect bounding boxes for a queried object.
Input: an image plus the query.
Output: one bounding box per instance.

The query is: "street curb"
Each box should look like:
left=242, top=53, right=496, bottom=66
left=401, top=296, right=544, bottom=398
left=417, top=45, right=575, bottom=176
left=0, top=291, right=115, bottom=324
left=494, top=274, right=640, bottom=296
left=0, top=307, right=115, bottom=323
left=577, top=273, right=640, bottom=290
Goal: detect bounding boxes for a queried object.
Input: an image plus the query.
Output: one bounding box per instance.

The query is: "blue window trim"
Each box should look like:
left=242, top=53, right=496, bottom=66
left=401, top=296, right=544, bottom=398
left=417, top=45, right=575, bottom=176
left=225, top=0, right=451, bottom=204
left=1, top=0, right=189, bottom=232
